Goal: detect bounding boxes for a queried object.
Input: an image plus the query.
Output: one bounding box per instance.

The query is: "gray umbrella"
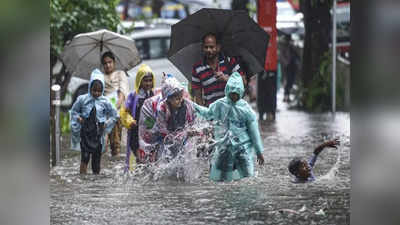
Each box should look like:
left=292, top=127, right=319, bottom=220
left=61, top=29, right=141, bottom=79
left=167, top=8, right=269, bottom=80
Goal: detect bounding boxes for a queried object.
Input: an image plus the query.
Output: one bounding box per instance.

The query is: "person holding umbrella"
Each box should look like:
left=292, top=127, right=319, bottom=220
left=192, top=33, right=246, bottom=106
left=167, top=9, right=269, bottom=107
left=102, top=51, right=130, bottom=157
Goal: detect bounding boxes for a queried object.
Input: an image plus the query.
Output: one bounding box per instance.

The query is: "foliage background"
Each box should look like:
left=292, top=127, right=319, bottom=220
left=50, top=0, right=121, bottom=63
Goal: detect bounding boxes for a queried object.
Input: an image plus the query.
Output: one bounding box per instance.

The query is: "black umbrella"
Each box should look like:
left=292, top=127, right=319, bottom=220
left=167, top=8, right=269, bottom=80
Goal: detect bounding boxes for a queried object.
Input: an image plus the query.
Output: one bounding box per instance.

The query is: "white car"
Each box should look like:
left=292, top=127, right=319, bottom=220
left=61, top=26, right=188, bottom=108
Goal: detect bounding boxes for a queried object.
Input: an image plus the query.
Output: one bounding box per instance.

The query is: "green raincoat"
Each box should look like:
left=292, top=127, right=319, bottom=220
left=193, top=72, right=264, bottom=181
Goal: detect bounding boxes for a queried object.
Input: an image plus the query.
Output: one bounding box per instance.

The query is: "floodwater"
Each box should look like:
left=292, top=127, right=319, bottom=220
left=50, top=92, right=350, bottom=225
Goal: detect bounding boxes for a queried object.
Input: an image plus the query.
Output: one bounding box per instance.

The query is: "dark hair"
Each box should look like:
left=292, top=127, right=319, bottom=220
left=167, top=89, right=183, bottom=100
left=202, top=32, right=219, bottom=45
left=101, top=51, right=115, bottom=64
left=90, top=80, right=103, bottom=90
left=288, top=157, right=303, bottom=176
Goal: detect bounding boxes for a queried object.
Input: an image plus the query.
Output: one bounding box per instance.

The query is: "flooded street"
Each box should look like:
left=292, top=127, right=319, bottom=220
left=50, top=92, right=350, bottom=225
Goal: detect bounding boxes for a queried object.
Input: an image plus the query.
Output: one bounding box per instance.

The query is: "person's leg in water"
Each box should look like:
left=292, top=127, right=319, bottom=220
left=110, top=120, right=122, bottom=157
left=233, top=149, right=251, bottom=178
left=257, top=71, right=276, bottom=121
left=80, top=151, right=90, bottom=174
left=91, top=149, right=102, bottom=174
left=284, top=70, right=295, bottom=102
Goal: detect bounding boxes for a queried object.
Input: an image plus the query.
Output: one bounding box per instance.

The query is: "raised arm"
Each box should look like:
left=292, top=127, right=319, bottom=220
left=313, top=138, right=340, bottom=155
left=309, top=138, right=340, bottom=168
left=192, top=101, right=218, bottom=121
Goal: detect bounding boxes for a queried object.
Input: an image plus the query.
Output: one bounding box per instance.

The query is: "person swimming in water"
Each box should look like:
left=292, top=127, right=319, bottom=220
left=288, top=138, right=340, bottom=183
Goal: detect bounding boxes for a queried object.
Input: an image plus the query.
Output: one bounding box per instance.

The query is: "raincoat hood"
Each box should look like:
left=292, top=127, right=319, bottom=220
left=161, top=75, right=184, bottom=99
left=193, top=71, right=264, bottom=182
left=225, top=72, right=244, bottom=101
left=89, top=69, right=105, bottom=96
left=135, top=64, right=155, bottom=94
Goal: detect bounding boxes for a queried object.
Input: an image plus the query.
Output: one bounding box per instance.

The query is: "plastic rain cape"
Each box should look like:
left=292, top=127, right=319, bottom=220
left=193, top=72, right=264, bottom=182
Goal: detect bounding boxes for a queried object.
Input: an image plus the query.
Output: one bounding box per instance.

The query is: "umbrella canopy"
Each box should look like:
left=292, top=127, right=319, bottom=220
left=167, top=8, right=269, bottom=80
left=61, top=29, right=141, bottom=79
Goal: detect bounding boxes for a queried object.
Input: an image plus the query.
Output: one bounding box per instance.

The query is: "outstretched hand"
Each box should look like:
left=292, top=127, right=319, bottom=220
left=257, top=153, right=264, bottom=165
left=215, top=71, right=229, bottom=82
left=325, top=138, right=340, bottom=149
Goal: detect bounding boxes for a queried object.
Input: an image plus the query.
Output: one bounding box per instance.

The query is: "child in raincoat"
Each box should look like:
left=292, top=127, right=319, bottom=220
left=288, top=138, right=340, bottom=183
left=120, top=64, right=156, bottom=171
left=193, top=72, right=265, bottom=182
left=153, top=76, right=196, bottom=160
left=70, top=69, right=118, bottom=174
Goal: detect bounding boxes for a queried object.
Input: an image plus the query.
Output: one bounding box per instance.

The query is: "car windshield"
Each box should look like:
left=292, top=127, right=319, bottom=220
left=135, top=37, right=170, bottom=60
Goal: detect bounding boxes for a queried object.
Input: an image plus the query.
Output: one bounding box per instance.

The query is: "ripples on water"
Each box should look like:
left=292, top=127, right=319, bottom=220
left=51, top=98, right=350, bottom=225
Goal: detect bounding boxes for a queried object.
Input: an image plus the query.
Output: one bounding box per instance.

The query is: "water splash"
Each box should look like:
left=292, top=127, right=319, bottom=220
left=318, top=142, right=342, bottom=182
left=125, top=119, right=216, bottom=183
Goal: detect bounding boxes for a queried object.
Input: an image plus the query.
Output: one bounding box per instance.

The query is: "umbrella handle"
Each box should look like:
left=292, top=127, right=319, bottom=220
left=123, top=70, right=129, bottom=77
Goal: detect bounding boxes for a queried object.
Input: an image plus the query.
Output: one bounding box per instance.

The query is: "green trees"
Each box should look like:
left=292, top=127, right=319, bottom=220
left=298, top=0, right=333, bottom=111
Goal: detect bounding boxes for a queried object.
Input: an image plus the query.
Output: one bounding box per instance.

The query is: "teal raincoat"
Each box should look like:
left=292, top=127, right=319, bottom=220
left=194, top=72, right=264, bottom=181
left=70, top=69, right=119, bottom=152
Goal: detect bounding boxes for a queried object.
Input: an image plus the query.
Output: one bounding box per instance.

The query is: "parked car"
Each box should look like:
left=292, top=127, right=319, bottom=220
left=127, top=27, right=188, bottom=89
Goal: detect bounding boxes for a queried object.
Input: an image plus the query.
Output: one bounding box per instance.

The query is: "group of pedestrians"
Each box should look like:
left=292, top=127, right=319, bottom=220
left=69, top=32, right=338, bottom=183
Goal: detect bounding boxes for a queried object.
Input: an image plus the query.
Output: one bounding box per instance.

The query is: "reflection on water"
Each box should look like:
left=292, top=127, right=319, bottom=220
left=51, top=93, right=350, bottom=225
